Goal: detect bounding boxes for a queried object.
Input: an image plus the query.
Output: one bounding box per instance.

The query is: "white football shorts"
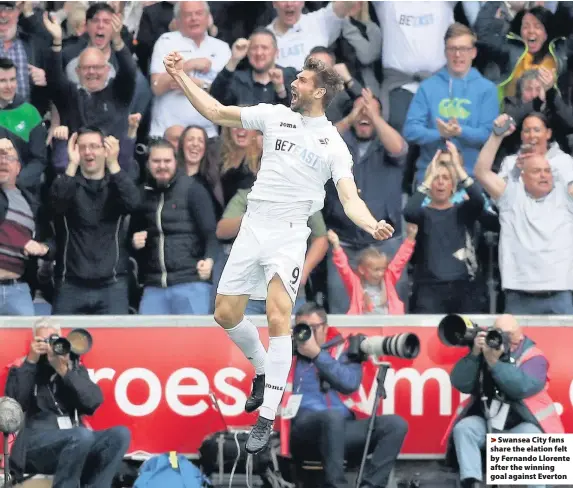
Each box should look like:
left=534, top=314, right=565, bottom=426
left=217, top=211, right=310, bottom=304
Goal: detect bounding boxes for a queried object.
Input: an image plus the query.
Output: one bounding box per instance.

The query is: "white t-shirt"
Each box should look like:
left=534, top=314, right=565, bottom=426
left=267, top=3, right=343, bottom=71
left=497, top=168, right=573, bottom=291
left=373, top=1, right=453, bottom=93
left=149, top=31, right=231, bottom=138
left=241, top=103, right=353, bottom=219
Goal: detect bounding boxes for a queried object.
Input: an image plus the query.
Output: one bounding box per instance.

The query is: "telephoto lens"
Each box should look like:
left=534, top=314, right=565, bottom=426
left=379, top=333, right=420, bottom=359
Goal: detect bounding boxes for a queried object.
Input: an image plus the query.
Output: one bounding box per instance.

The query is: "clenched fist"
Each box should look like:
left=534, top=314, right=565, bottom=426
left=231, top=38, right=250, bottom=62
left=164, top=51, right=185, bottom=77
left=197, top=258, right=213, bottom=280
left=132, top=231, right=147, bottom=250
left=371, top=221, right=394, bottom=241
left=269, top=68, right=284, bottom=88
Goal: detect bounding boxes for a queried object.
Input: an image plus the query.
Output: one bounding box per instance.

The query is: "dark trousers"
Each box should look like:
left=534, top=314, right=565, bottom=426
left=22, top=426, right=130, bottom=488
left=412, top=280, right=481, bottom=314
left=290, top=410, right=408, bottom=488
left=53, top=278, right=129, bottom=315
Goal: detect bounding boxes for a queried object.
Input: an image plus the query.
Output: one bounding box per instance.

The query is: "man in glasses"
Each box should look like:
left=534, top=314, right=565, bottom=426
left=0, top=138, right=49, bottom=315
left=42, top=9, right=137, bottom=142
left=403, top=22, right=499, bottom=185
left=48, top=126, right=140, bottom=315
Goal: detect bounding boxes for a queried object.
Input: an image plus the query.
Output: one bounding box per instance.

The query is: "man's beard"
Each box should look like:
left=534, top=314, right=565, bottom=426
left=291, top=95, right=311, bottom=115
left=351, top=126, right=374, bottom=142
left=252, top=61, right=274, bottom=75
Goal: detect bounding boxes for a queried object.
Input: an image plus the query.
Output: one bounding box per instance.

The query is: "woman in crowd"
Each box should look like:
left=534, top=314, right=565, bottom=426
left=479, top=6, right=573, bottom=103
left=404, top=142, right=484, bottom=314
left=218, top=126, right=260, bottom=206
left=496, top=68, right=573, bottom=169
left=177, top=125, right=224, bottom=216
left=498, top=111, right=573, bottom=179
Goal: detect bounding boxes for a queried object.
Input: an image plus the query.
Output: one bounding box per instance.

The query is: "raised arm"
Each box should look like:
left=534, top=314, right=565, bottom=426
left=164, top=51, right=242, bottom=128
left=474, top=114, right=514, bottom=201
left=336, top=177, right=393, bottom=241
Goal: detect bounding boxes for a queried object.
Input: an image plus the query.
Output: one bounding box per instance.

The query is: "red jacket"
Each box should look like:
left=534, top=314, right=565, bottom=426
left=332, top=238, right=415, bottom=315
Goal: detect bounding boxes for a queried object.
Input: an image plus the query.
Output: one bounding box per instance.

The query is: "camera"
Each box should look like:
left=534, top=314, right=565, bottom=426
left=291, top=322, right=420, bottom=361
left=292, top=323, right=313, bottom=343
left=347, top=333, right=420, bottom=362
left=43, top=329, right=93, bottom=357
left=438, top=314, right=509, bottom=359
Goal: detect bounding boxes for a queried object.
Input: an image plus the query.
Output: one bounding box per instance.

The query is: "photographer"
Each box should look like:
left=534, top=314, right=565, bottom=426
left=280, top=302, right=408, bottom=488
left=443, top=314, right=564, bottom=488
left=4, top=319, right=130, bottom=486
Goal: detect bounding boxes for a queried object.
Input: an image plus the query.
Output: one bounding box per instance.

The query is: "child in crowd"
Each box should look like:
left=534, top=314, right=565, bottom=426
left=327, top=224, right=417, bottom=315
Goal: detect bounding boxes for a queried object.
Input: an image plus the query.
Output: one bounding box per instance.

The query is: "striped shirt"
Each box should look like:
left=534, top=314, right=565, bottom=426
left=0, top=188, right=34, bottom=275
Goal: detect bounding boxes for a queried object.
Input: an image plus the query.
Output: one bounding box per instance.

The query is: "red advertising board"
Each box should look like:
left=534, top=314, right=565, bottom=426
left=1, top=318, right=572, bottom=458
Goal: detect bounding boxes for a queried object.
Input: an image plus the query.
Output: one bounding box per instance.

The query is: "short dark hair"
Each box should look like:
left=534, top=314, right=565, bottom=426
left=249, top=27, right=277, bottom=48
left=86, top=2, right=115, bottom=21
left=295, top=302, right=328, bottom=324
left=302, top=57, right=343, bottom=108
left=0, top=58, right=15, bottom=72
left=77, top=126, right=105, bottom=144
left=308, top=46, right=335, bottom=60
left=148, top=138, right=176, bottom=157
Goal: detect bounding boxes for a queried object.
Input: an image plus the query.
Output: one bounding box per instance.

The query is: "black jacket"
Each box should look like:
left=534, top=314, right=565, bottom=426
left=5, top=358, right=103, bottom=475
left=211, top=65, right=297, bottom=107
left=49, top=169, right=141, bottom=283
left=135, top=1, right=174, bottom=77
left=130, top=171, right=219, bottom=287
left=16, top=13, right=52, bottom=116
left=46, top=46, right=136, bottom=140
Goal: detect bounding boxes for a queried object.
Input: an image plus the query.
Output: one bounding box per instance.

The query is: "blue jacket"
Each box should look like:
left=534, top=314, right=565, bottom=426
left=403, top=67, right=499, bottom=182
left=293, top=349, right=362, bottom=419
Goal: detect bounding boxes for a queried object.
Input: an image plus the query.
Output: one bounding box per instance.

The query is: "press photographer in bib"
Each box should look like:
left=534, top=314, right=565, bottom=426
left=439, top=314, right=564, bottom=488
left=4, top=319, right=130, bottom=488
left=279, top=302, right=413, bottom=488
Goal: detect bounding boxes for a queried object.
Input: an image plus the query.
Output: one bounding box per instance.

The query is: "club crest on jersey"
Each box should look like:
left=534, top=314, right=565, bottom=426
left=319, top=138, right=329, bottom=145
left=280, top=122, right=297, bottom=129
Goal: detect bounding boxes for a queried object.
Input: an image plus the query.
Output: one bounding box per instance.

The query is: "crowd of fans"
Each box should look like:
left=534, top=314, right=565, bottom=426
left=1, top=0, right=572, bottom=318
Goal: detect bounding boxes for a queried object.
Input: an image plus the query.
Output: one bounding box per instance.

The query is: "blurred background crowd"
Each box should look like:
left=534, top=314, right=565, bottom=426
left=2, top=0, right=573, bottom=318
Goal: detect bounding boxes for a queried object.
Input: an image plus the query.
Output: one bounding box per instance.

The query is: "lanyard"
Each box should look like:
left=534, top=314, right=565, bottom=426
left=34, top=377, right=64, bottom=416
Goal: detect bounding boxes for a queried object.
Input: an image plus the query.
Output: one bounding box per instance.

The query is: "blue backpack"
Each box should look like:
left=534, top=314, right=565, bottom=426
left=134, top=452, right=211, bottom=488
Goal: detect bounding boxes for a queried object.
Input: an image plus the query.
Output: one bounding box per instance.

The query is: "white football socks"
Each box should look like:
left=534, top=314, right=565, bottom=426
left=226, top=318, right=266, bottom=375
left=259, top=335, right=293, bottom=421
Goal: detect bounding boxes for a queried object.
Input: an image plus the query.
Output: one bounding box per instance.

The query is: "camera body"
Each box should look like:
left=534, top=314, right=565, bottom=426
left=44, top=334, right=71, bottom=356
left=438, top=314, right=510, bottom=361
left=291, top=323, right=420, bottom=361
left=42, top=329, right=94, bottom=358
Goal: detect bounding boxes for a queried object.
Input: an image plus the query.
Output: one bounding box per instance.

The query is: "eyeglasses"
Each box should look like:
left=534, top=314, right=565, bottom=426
left=446, top=46, right=474, bottom=54
left=307, top=322, right=327, bottom=332
left=79, top=144, right=103, bottom=152
left=0, top=6, right=15, bottom=13
left=0, top=155, right=18, bottom=162
left=78, top=65, right=107, bottom=72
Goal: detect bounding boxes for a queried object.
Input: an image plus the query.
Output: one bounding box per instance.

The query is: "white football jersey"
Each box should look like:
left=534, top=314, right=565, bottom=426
left=240, top=103, right=354, bottom=219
